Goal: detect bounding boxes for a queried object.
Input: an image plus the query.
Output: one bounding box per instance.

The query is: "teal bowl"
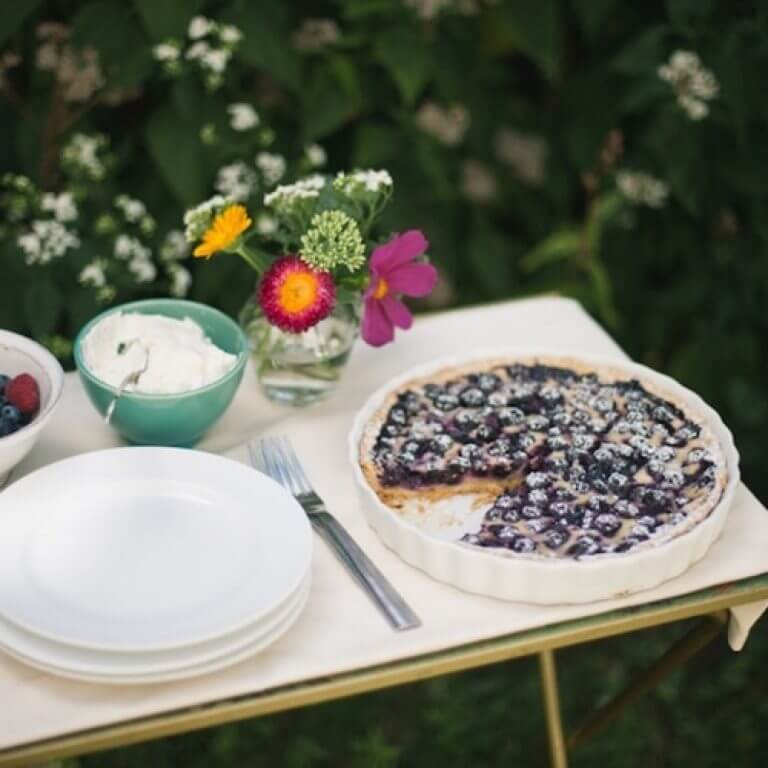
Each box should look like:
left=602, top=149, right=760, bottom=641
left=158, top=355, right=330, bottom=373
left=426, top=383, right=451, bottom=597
left=74, top=299, right=248, bottom=446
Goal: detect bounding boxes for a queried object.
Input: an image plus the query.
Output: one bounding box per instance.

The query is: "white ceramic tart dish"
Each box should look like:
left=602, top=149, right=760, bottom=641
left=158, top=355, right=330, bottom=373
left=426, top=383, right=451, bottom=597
left=349, top=350, right=740, bottom=604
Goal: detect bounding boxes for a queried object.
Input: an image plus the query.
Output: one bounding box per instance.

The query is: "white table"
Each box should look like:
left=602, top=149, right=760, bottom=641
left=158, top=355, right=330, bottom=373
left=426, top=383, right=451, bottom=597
left=1, top=297, right=767, bottom=768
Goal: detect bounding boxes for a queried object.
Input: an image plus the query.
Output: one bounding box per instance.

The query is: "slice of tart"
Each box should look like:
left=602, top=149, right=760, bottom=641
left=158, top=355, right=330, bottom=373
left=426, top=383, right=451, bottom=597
left=359, top=356, right=727, bottom=560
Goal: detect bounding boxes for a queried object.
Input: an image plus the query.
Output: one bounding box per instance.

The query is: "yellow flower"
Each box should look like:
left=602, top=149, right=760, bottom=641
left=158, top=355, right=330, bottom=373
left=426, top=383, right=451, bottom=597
left=193, top=204, right=252, bottom=258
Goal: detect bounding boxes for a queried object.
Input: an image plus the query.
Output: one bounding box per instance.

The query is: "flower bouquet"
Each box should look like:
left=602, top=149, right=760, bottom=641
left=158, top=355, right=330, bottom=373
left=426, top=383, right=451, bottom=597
left=183, top=170, right=437, bottom=406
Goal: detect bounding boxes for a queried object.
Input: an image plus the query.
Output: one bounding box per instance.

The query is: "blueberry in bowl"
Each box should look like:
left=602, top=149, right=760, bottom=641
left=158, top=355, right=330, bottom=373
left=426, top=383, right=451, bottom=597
left=0, top=331, right=64, bottom=480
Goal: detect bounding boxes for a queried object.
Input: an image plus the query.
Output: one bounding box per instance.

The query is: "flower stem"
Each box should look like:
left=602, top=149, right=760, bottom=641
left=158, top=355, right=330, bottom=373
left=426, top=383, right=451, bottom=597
left=234, top=243, right=271, bottom=273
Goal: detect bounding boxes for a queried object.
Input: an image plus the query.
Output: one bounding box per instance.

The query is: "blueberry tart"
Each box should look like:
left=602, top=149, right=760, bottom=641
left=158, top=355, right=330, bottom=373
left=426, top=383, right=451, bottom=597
left=354, top=353, right=738, bottom=599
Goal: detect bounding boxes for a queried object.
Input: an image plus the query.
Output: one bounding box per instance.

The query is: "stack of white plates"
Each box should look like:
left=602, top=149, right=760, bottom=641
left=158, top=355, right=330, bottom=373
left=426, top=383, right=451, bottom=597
left=0, top=448, right=312, bottom=684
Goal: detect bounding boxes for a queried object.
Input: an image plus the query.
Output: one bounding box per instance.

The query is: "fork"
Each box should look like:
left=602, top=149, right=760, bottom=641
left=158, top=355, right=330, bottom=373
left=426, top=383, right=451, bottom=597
left=250, top=436, right=421, bottom=631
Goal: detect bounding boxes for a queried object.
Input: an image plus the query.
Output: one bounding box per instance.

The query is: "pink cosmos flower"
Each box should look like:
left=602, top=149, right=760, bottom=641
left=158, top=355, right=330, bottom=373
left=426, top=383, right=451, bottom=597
left=361, top=230, right=437, bottom=347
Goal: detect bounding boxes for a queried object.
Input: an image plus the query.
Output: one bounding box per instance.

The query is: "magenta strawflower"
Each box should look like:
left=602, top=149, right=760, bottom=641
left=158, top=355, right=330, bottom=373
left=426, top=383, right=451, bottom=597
left=258, top=256, right=335, bottom=333
left=361, top=230, right=437, bottom=347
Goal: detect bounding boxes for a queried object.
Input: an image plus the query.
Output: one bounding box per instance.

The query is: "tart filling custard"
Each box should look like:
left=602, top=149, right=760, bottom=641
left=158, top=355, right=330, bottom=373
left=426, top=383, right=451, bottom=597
left=360, top=360, right=727, bottom=560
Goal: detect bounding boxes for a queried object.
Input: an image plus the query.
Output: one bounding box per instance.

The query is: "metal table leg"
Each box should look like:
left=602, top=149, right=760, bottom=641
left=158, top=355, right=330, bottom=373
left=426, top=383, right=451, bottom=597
left=539, top=650, right=568, bottom=768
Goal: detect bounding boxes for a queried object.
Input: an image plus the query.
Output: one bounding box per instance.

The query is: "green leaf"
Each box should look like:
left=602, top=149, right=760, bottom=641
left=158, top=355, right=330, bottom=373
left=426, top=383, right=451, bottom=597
left=520, top=230, right=581, bottom=272
left=571, top=0, right=622, bottom=42
left=24, top=278, right=61, bottom=338
left=72, top=1, right=152, bottom=89
left=353, top=122, right=399, bottom=166
left=144, top=108, right=207, bottom=206
left=586, top=193, right=623, bottom=254
left=132, top=0, right=204, bottom=40
left=586, top=259, right=620, bottom=329
left=0, top=0, right=43, bottom=47
left=611, top=25, right=668, bottom=75
left=665, top=0, right=714, bottom=28
left=374, top=26, right=432, bottom=105
left=233, top=0, right=300, bottom=87
left=468, top=215, right=519, bottom=299
left=483, top=0, right=560, bottom=79
left=301, top=57, right=361, bottom=140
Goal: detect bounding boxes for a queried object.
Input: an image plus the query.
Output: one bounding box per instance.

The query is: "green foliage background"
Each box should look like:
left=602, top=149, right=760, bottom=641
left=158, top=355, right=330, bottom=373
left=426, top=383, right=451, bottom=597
left=2, top=1, right=767, bottom=765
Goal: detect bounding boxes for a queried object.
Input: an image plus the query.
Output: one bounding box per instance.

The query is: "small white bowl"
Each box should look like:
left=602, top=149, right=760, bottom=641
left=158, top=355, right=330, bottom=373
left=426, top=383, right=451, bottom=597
left=0, top=331, right=64, bottom=481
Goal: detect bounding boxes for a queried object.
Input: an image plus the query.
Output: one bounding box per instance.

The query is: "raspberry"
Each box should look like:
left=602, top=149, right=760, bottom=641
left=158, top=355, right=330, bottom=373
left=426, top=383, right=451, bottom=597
left=5, top=373, right=40, bottom=417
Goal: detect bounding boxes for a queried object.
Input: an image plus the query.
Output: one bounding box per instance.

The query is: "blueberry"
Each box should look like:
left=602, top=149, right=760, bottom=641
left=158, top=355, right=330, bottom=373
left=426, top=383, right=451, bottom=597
left=662, top=468, right=684, bottom=489
left=475, top=423, right=500, bottom=442
left=593, top=396, right=614, bottom=413
left=547, top=435, right=568, bottom=450
left=488, top=391, right=509, bottom=407
left=637, top=515, right=657, bottom=530
left=653, top=406, right=674, bottom=424
left=526, top=516, right=551, bottom=534
left=630, top=523, right=651, bottom=539
left=0, top=374, right=8, bottom=396
left=568, top=535, right=601, bottom=557
left=594, top=512, right=621, bottom=536
left=459, top=387, right=486, bottom=407
left=1, top=404, right=22, bottom=426
left=615, top=500, right=640, bottom=518
left=498, top=406, right=525, bottom=426
left=527, top=415, right=549, bottom=431
left=521, top=505, right=541, bottom=519
left=498, top=525, right=517, bottom=541
left=477, top=373, right=502, bottom=392
left=435, top=393, right=459, bottom=411
left=540, top=386, right=562, bottom=403
left=544, top=527, right=568, bottom=549
left=513, top=536, right=536, bottom=554
left=608, top=472, right=628, bottom=491
left=525, top=471, right=549, bottom=489
left=528, top=489, right=548, bottom=506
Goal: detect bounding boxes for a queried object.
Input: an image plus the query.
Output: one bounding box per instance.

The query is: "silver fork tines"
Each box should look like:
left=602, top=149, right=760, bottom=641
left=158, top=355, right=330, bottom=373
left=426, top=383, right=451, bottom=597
left=251, top=435, right=421, bottom=631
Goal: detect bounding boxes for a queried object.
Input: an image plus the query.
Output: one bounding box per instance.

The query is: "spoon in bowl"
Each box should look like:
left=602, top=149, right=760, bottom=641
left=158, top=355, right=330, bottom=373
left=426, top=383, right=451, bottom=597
left=105, top=344, right=150, bottom=425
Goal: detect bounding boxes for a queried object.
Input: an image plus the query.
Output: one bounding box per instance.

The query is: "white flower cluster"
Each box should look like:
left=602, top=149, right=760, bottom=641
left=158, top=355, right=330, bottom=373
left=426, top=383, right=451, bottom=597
left=255, top=213, right=278, bottom=235
left=114, top=194, right=155, bottom=234
left=305, top=143, right=326, bottom=168
left=292, top=18, right=340, bottom=52
left=41, top=192, right=77, bottom=222
left=114, top=234, right=156, bottom=283
left=616, top=171, right=669, bottom=209
left=333, top=169, right=392, bottom=194
left=415, top=101, right=470, bottom=146
left=228, top=102, right=259, bottom=131
left=658, top=50, right=719, bottom=121
left=78, top=259, right=107, bottom=289
left=255, top=152, right=286, bottom=186
left=18, top=220, right=80, bottom=266
left=264, top=175, right=326, bottom=208
left=460, top=160, right=497, bottom=203
left=183, top=194, right=227, bottom=242
left=494, top=129, right=548, bottom=186
left=159, top=230, right=192, bottom=297
left=215, top=162, right=258, bottom=201
left=61, top=132, right=109, bottom=180
left=153, top=15, right=242, bottom=90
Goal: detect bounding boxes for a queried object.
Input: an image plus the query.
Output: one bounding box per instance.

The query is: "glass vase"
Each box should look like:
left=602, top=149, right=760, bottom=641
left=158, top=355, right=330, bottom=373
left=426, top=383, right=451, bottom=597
left=239, top=293, right=360, bottom=407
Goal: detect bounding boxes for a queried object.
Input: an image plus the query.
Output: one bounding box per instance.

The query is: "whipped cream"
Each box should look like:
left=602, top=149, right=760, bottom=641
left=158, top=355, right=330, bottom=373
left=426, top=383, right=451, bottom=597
left=82, top=312, right=237, bottom=394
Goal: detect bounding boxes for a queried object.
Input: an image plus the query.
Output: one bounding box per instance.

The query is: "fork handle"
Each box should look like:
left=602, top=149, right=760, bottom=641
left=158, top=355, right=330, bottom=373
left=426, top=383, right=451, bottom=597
left=311, top=512, right=421, bottom=631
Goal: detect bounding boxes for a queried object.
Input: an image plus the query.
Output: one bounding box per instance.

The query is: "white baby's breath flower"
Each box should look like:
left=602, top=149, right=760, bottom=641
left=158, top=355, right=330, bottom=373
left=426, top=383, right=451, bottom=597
left=255, top=213, right=277, bottom=235
left=160, top=230, right=188, bottom=262
left=79, top=259, right=107, bottom=288
left=460, top=160, right=497, bottom=203
left=255, top=152, right=286, bottom=186
left=114, top=194, right=147, bottom=223
left=186, top=41, right=210, bottom=61
left=293, top=18, right=340, bottom=52
left=264, top=175, right=326, bottom=207
left=218, top=24, right=242, bottom=44
left=168, top=265, right=192, bottom=297
left=405, top=0, right=453, bottom=20
left=128, top=255, right=157, bottom=283
left=153, top=41, right=180, bottom=62
left=215, top=162, right=258, bottom=201
left=41, top=191, right=78, bottom=222
left=333, top=169, right=393, bottom=194
left=494, top=129, right=548, bottom=185
left=183, top=194, right=228, bottom=241
left=658, top=50, right=718, bottom=122
left=61, top=132, right=108, bottom=180
left=188, top=16, right=214, bottom=40
left=202, top=48, right=229, bottom=73
left=18, top=220, right=80, bottom=265
left=228, top=103, right=259, bottom=131
left=616, top=170, right=669, bottom=209
left=415, top=101, right=470, bottom=146
left=305, top=143, right=327, bottom=167
left=114, top=234, right=150, bottom=261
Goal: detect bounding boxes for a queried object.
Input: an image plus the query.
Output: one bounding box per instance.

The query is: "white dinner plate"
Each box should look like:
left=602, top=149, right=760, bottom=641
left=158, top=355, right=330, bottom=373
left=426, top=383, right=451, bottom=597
left=0, top=447, right=312, bottom=652
left=0, top=573, right=311, bottom=682
left=0, top=575, right=311, bottom=685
